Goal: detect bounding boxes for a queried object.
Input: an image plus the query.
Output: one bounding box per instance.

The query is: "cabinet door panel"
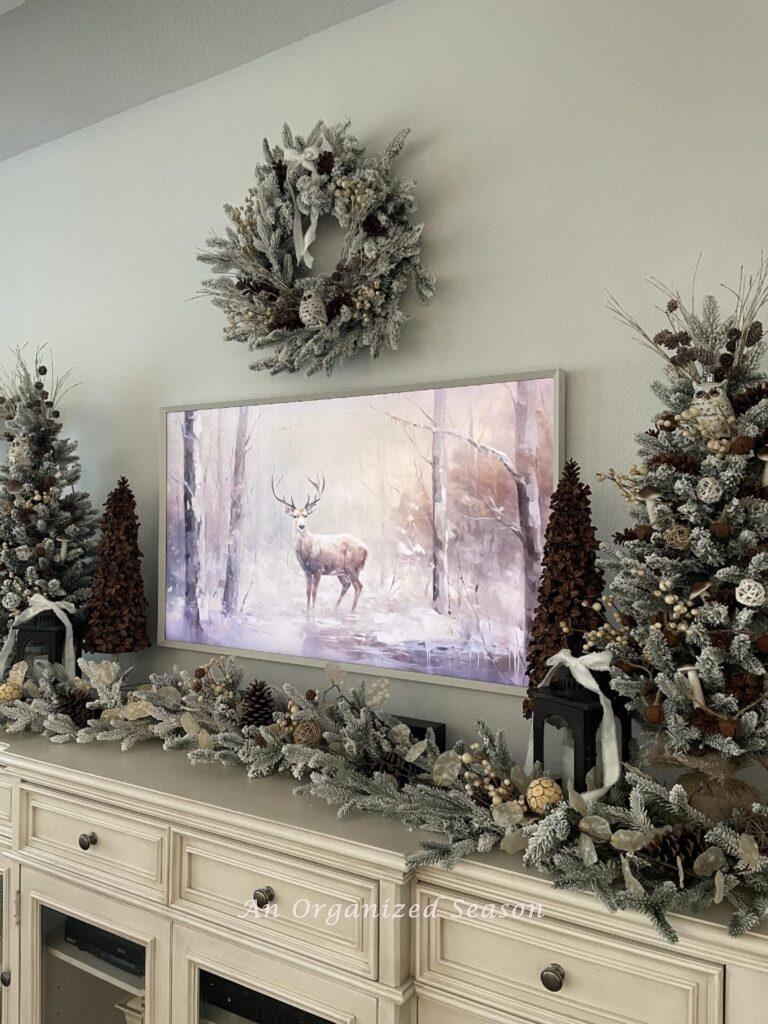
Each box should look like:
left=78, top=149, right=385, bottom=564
left=0, top=856, right=20, bottom=1024
left=19, top=867, right=170, bottom=1024
left=172, top=922, right=378, bottom=1024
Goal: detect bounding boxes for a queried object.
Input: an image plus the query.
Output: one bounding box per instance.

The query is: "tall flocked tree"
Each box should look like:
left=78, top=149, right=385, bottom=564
left=588, top=260, right=768, bottom=819
left=524, top=459, right=604, bottom=714
left=85, top=477, right=150, bottom=654
left=0, top=349, right=97, bottom=640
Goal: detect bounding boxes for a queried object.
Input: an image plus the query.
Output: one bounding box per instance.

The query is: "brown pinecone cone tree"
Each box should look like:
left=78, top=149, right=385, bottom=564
left=84, top=477, right=150, bottom=654
left=239, top=679, right=275, bottom=729
left=524, top=460, right=604, bottom=714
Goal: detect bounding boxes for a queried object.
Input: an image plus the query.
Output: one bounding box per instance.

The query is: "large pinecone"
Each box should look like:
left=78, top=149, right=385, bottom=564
left=239, top=680, right=275, bottom=729
left=726, top=671, right=765, bottom=708
left=56, top=687, right=95, bottom=730
left=642, top=824, right=708, bottom=876
left=369, top=749, right=424, bottom=789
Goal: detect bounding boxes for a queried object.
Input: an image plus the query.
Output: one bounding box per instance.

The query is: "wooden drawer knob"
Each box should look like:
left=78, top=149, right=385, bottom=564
left=252, top=885, right=275, bottom=909
left=540, top=963, right=565, bottom=992
left=78, top=832, right=98, bottom=851
left=0, top=970, right=10, bottom=988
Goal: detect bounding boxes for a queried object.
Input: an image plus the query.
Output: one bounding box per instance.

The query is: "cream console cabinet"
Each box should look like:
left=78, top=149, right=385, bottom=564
left=0, top=737, right=766, bottom=1024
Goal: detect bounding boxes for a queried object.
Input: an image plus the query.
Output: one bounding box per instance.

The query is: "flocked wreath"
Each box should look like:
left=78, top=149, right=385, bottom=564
left=199, top=120, right=435, bottom=376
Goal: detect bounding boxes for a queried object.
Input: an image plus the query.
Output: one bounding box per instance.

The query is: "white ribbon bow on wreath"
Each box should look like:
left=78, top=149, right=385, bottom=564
left=0, top=594, right=78, bottom=680
left=283, top=143, right=322, bottom=269
left=525, top=648, right=620, bottom=802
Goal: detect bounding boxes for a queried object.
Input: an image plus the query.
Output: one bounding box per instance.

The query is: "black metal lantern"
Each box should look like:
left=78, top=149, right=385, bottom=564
left=529, top=664, right=633, bottom=792
left=10, top=609, right=88, bottom=679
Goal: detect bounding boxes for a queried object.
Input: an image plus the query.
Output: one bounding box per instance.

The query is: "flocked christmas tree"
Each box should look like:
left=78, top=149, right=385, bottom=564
left=524, top=459, right=604, bottom=713
left=588, top=260, right=768, bottom=819
left=0, top=349, right=97, bottom=639
left=85, top=477, right=150, bottom=654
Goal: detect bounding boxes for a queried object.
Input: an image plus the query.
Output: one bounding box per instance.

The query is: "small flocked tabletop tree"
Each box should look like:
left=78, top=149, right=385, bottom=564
left=85, top=477, right=150, bottom=655
left=524, top=459, right=604, bottom=714
left=0, top=349, right=97, bottom=641
left=589, top=260, right=768, bottom=819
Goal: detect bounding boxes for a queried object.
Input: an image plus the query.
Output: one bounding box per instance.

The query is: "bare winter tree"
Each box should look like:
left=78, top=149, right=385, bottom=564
left=182, top=410, right=202, bottom=636
left=386, top=409, right=542, bottom=631
left=431, top=389, right=449, bottom=614
left=222, top=405, right=249, bottom=616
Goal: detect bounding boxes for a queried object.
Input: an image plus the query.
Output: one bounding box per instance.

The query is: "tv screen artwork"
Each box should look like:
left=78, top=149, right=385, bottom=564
left=162, top=374, right=559, bottom=688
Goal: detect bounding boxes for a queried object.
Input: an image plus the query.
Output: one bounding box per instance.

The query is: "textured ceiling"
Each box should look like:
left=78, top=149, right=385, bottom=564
left=0, top=0, right=392, bottom=161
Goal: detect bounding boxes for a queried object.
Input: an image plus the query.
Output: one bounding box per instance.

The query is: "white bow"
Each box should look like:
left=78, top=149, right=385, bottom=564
left=283, top=144, right=321, bottom=269
left=525, top=648, right=620, bottom=802
left=0, top=594, right=78, bottom=681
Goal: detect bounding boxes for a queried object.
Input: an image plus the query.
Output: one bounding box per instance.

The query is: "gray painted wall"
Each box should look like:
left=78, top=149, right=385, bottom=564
left=0, top=0, right=392, bottom=160
left=1, top=0, right=767, bottom=761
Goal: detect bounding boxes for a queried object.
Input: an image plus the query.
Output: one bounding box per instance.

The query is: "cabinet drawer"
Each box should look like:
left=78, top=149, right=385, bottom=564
left=19, top=784, right=168, bottom=902
left=171, top=830, right=379, bottom=978
left=416, top=885, right=723, bottom=1024
left=418, top=993, right=532, bottom=1024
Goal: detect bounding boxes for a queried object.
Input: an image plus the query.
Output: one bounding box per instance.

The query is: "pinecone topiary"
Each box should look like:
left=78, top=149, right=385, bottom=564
left=239, top=680, right=275, bottom=729
left=641, top=824, right=708, bottom=877
left=369, top=749, right=424, bottom=789
left=526, top=460, right=604, bottom=690
left=56, top=687, right=95, bottom=729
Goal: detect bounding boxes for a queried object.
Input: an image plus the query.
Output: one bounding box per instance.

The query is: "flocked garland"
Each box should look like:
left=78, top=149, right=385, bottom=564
left=199, top=120, right=435, bottom=376
left=2, top=655, right=768, bottom=944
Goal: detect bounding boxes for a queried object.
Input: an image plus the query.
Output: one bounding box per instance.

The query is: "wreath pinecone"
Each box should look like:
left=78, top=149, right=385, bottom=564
left=56, top=687, right=95, bottom=730
left=239, top=680, right=275, bottom=729
left=726, top=671, right=765, bottom=708
left=641, top=824, right=708, bottom=877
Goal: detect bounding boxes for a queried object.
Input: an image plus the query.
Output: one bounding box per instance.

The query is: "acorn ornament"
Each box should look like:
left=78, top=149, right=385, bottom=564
left=526, top=777, right=563, bottom=815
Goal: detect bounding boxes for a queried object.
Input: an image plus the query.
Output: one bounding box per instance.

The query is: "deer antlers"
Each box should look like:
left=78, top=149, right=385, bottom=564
left=270, top=473, right=325, bottom=514
left=305, top=473, right=325, bottom=514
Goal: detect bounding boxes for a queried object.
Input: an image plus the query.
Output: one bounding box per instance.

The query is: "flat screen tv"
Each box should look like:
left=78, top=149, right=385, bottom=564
left=159, top=372, right=562, bottom=691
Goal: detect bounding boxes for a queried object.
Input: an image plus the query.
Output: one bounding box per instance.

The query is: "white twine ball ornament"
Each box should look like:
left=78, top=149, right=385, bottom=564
left=697, top=477, right=724, bottom=504
left=735, top=578, right=766, bottom=608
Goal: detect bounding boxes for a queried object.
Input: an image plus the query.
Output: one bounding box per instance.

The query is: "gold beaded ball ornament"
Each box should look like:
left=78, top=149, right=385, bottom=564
left=526, top=777, right=564, bottom=815
left=198, top=119, right=435, bottom=377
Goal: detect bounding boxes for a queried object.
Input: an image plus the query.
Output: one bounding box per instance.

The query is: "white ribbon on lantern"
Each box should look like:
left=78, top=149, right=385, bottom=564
left=525, top=648, right=620, bottom=802
left=0, top=594, right=77, bottom=680
left=283, top=143, right=321, bottom=269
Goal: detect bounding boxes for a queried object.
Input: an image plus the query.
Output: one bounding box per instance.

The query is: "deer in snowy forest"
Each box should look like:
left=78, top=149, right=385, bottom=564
left=271, top=474, right=368, bottom=613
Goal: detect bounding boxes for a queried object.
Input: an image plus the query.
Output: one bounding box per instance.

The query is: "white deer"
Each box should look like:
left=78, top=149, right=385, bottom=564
left=271, top=474, right=368, bottom=613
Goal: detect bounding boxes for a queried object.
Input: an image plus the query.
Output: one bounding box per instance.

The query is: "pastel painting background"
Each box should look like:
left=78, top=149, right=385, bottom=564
left=164, top=377, right=555, bottom=686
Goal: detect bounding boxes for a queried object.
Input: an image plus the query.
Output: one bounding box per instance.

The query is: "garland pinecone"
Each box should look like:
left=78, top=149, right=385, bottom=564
left=369, top=749, right=424, bottom=789
left=239, top=680, right=275, bottom=729
left=641, top=824, right=708, bottom=877
left=56, top=687, right=95, bottom=730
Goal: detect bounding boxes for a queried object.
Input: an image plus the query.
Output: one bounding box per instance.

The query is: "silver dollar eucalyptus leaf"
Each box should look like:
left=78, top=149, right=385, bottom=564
left=388, top=723, right=411, bottom=745
left=579, top=815, right=612, bottom=843
left=738, top=833, right=760, bottom=870
left=180, top=711, right=201, bottom=735
left=578, top=832, right=598, bottom=866
left=568, top=783, right=589, bottom=817
left=621, top=856, right=645, bottom=897
left=611, top=829, right=654, bottom=852
left=492, top=801, right=524, bottom=829
left=432, top=750, right=461, bottom=787
left=500, top=829, right=527, bottom=856
left=405, top=738, right=428, bottom=763
left=714, top=869, right=726, bottom=904
left=693, top=846, right=727, bottom=877
left=508, top=765, right=530, bottom=793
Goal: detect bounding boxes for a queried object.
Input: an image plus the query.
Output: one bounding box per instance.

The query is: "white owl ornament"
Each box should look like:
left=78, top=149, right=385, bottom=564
left=684, top=379, right=735, bottom=441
